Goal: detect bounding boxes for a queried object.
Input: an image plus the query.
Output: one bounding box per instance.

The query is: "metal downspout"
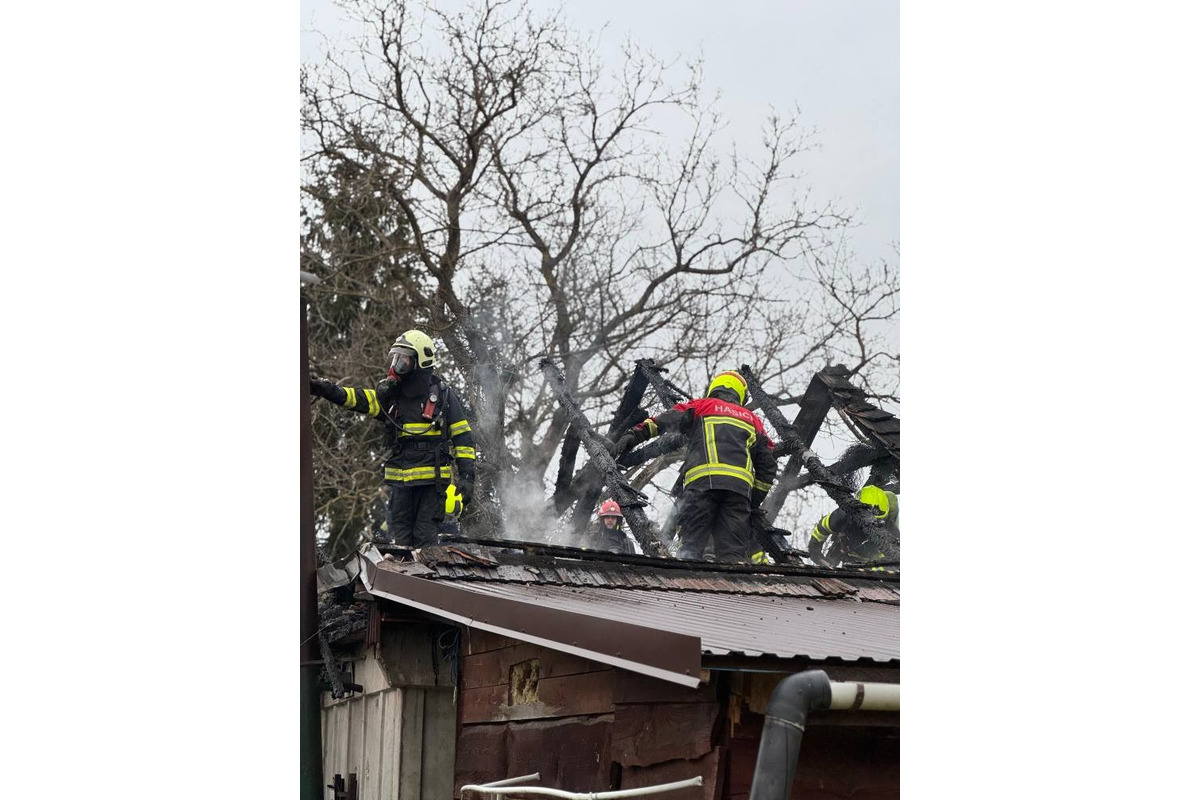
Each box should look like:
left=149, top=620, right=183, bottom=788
left=748, top=670, right=900, bottom=800
left=301, top=294, right=323, bottom=800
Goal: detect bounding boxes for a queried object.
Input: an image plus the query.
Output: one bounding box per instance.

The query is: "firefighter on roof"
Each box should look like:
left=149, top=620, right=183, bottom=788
left=614, top=370, right=777, bottom=563
left=310, top=330, right=476, bottom=548
left=808, top=484, right=899, bottom=568
left=589, top=499, right=634, bottom=555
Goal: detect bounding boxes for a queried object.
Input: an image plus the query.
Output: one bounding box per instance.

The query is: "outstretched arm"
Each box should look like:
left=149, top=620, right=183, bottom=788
left=309, top=377, right=387, bottom=417
left=807, top=508, right=845, bottom=566
left=614, top=402, right=695, bottom=455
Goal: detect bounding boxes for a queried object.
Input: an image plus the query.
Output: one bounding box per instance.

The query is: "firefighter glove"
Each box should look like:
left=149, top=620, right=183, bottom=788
left=459, top=473, right=475, bottom=506
left=376, top=376, right=399, bottom=397
left=309, top=376, right=340, bottom=401
left=613, top=433, right=638, bottom=457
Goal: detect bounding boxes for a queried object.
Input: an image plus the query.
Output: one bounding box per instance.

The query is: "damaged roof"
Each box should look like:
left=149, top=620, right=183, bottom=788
left=352, top=540, right=899, bottom=688
left=395, top=544, right=900, bottom=603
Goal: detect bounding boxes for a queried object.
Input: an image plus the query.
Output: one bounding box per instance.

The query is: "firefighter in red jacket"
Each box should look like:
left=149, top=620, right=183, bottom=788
left=310, top=330, right=476, bottom=548
left=614, top=371, right=777, bottom=562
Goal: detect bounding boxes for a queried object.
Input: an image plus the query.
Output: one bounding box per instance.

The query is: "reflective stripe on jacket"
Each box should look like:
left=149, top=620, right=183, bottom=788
left=629, top=397, right=777, bottom=500
left=809, top=496, right=899, bottom=562
left=331, top=375, right=476, bottom=487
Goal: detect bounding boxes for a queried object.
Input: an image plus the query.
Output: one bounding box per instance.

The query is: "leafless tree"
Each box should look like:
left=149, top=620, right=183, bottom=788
left=302, top=0, right=899, bottom=547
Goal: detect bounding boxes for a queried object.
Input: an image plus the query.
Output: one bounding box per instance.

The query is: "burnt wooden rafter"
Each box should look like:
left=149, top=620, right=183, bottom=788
left=742, top=365, right=900, bottom=560
left=540, top=359, right=669, bottom=556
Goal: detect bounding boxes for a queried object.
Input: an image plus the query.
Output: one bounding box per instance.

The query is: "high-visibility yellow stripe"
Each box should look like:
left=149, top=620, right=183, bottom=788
left=646, top=419, right=659, bottom=436
left=399, top=422, right=441, bottom=437
left=810, top=526, right=826, bottom=543
left=683, top=463, right=754, bottom=486
left=703, top=416, right=756, bottom=471
left=342, top=387, right=357, bottom=408
left=454, top=446, right=476, bottom=460
left=365, top=389, right=380, bottom=417
left=712, top=416, right=757, bottom=438
left=753, top=479, right=772, bottom=493
left=704, top=419, right=718, bottom=465
left=383, top=465, right=453, bottom=482
left=450, top=420, right=472, bottom=436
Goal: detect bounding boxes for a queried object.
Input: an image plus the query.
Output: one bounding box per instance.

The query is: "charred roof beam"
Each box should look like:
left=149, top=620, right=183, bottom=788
left=540, top=359, right=669, bottom=557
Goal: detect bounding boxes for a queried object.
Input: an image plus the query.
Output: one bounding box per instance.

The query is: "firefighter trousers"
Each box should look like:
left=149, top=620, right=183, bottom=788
left=386, top=483, right=443, bottom=548
left=676, top=487, right=753, bottom=563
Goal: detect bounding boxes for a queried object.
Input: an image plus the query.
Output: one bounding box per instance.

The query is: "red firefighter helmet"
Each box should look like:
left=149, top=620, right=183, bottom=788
left=598, top=499, right=623, bottom=518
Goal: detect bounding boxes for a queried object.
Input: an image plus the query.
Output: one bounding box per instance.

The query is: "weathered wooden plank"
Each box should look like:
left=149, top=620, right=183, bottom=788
left=613, top=671, right=717, bottom=705
left=460, top=671, right=616, bottom=724
left=379, top=690, right=401, bottom=800
left=504, top=716, right=613, bottom=792
left=398, top=689, right=425, bottom=800
left=725, top=723, right=899, bottom=799
left=459, top=684, right=509, bottom=724
left=619, top=746, right=723, bottom=800
left=421, top=689, right=457, bottom=800
left=867, top=418, right=900, bottom=434
left=536, top=671, right=614, bottom=715
left=453, top=725, right=507, bottom=798
left=465, top=629, right=520, bottom=655
left=611, top=702, right=719, bottom=767
left=348, top=695, right=364, bottom=784
left=362, top=692, right=381, bottom=800
left=462, top=643, right=608, bottom=690
left=806, top=710, right=900, bottom=728
left=792, top=727, right=899, bottom=799
left=378, top=623, right=455, bottom=688
left=790, top=373, right=837, bottom=449
left=725, top=734, right=759, bottom=800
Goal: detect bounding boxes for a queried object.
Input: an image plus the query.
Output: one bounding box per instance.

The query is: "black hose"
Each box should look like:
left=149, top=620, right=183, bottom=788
left=748, top=670, right=833, bottom=800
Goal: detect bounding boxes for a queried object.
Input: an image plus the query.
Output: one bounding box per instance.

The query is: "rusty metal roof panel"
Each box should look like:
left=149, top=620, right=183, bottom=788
left=444, top=581, right=898, bottom=663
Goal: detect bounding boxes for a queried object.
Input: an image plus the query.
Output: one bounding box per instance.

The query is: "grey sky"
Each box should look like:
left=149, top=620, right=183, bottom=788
left=301, top=0, right=900, bottom=533
left=301, top=0, right=898, bottom=269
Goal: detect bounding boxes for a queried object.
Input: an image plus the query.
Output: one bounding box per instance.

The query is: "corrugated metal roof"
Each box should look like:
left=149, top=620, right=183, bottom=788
left=436, top=581, right=899, bottom=663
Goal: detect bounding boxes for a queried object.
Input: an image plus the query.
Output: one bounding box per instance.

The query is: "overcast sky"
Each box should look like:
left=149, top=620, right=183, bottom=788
left=300, top=0, right=898, bottom=269
left=300, top=0, right=900, bottom=526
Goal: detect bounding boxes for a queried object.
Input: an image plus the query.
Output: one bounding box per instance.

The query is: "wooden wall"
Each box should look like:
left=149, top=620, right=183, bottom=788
left=321, top=621, right=459, bottom=800
left=455, top=630, right=721, bottom=799
left=454, top=631, right=899, bottom=800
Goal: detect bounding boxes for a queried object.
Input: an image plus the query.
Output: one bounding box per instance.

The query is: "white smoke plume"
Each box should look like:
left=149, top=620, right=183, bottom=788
left=494, top=468, right=581, bottom=547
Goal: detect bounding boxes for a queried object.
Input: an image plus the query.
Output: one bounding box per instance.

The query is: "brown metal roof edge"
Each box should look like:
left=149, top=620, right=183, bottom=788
left=358, top=556, right=703, bottom=688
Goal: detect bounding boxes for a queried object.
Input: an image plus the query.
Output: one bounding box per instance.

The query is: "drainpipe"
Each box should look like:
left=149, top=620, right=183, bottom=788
left=300, top=292, right=324, bottom=800
left=748, top=670, right=900, bottom=800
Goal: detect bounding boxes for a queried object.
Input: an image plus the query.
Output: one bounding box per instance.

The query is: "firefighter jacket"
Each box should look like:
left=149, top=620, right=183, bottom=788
left=809, top=489, right=899, bottom=562
left=627, top=397, right=777, bottom=504
left=328, top=371, right=476, bottom=488
left=586, top=521, right=634, bottom=555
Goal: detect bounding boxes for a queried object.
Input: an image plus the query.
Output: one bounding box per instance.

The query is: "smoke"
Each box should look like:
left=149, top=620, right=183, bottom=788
left=495, top=469, right=580, bottom=546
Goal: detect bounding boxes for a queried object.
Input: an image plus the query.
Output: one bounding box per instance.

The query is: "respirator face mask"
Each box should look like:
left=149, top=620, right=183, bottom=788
left=389, top=345, right=417, bottom=376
